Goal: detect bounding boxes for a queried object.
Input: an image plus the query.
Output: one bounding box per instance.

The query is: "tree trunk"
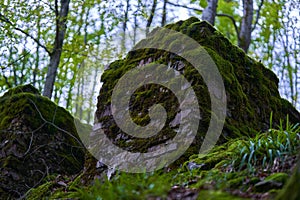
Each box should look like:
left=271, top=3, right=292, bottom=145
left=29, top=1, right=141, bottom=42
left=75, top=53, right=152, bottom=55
left=121, top=0, right=130, bottom=52
left=33, top=11, right=41, bottom=88
left=146, top=0, right=158, bottom=36
left=161, top=0, right=168, bottom=26
left=43, top=0, right=70, bottom=98
left=238, top=0, right=253, bottom=53
left=201, top=0, right=218, bottom=25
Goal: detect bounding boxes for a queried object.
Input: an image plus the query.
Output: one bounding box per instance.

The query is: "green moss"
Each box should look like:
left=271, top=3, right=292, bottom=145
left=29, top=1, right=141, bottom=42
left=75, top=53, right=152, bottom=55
left=0, top=85, right=86, bottom=198
left=91, top=18, right=300, bottom=200
left=3, top=84, right=40, bottom=97
left=25, top=182, right=53, bottom=200
left=276, top=167, right=300, bottom=200
left=102, top=18, right=299, bottom=155
left=265, top=173, right=289, bottom=184
left=227, top=176, right=245, bottom=188
left=197, top=190, right=248, bottom=200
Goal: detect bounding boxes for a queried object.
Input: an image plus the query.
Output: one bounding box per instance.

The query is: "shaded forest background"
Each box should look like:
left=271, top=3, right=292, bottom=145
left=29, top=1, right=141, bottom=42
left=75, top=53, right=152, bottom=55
left=0, top=0, right=299, bottom=124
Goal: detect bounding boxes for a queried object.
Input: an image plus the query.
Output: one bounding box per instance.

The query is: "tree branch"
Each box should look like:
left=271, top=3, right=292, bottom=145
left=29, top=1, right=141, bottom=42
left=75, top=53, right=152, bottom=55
left=167, top=1, right=240, bottom=39
left=0, top=13, right=51, bottom=54
left=252, top=0, right=264, bottom=32
left=5, top=49, right=32, bottom=68
left=167, top=1, right=203, bottom=13
left=216, top=13, right=240, bottom=40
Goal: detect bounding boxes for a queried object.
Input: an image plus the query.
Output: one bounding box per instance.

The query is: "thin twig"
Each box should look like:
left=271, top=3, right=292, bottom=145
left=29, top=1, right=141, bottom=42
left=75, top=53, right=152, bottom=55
left=167, top=1, right=240, bottom=38
left=167, top=1, right=203, bottom=12
left=0, top=13, right=50, bottom=54
left=216, top=13, right=240, bottom=39
left=252, top=0, right=264, bottom=32
left=5, top=50, right=32, bottom=68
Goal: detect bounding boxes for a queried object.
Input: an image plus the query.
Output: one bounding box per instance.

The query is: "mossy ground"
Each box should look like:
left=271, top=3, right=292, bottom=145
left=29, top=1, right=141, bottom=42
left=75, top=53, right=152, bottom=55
left=26, top=125, right=299, bottom=199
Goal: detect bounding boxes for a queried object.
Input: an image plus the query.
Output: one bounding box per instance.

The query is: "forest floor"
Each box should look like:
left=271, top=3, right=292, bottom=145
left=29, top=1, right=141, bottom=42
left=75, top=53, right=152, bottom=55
left=26, top=120, right=300, bottom=200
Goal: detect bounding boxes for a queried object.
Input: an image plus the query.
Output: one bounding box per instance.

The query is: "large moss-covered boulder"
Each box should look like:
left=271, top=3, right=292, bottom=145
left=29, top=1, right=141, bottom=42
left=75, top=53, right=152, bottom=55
left=0, top=85, right=86, bottom=198
left=93, top=17, right=300, bottom=167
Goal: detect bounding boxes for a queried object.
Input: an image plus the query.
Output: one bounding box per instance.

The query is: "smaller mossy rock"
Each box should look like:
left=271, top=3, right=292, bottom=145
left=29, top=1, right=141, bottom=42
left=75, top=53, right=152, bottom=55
left=253, top=180, right=283, bottom=193
left=227, top=176, right=245, bottom=189
left=93, top=17, right=300, bottom=171
left=0, top=85, right=86, bottom=199
left=265, top=172, right=289, bottom=184
left=276, top=152, right=300, bottom=200
left=3, top=84, right=40, bottom=97
left=253, top=173, right=288, bottom=193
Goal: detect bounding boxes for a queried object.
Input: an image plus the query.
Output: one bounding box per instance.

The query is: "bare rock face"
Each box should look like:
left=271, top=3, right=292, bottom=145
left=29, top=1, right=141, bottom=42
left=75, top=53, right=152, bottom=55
left=0, top=85, right=86, bottom=198
left=93, top=17, right=300, bottom=168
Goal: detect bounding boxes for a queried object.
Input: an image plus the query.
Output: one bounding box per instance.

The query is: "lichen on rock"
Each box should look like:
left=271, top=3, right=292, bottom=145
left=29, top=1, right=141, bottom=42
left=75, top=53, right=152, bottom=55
left=0, top=84, right=86, bottom=198
left=93, top=17, right=300, bottom=169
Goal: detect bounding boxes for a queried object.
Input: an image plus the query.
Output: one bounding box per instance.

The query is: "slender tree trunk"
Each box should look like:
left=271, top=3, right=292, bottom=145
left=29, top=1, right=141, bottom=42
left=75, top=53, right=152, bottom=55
left=79, top=73, right=84, bottom=119
left=33, top=11, right=41, bottom=87
left=201, top=0, right=218, bottom=25
left=43, top=0, right=70, bottom=98
left=161, top=0, right=168, bottom=26
left=66, top=6, right=90, bottom=109
left=238, top=0, right=253, bottom=53
left=133, top=11, right=138, bottom=45
left=87, top=67, right=99, bottom=124
left=133, top=0, right=141, bottom=45
left=146, top=0, right=158, bottom=36
left=121, top=0, right=130, bottom=52
left=9, top=48, right=18, bottom=86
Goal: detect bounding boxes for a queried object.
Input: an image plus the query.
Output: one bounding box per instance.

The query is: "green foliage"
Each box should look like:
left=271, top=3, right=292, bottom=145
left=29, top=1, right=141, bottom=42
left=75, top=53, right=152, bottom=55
left=0, top=0, right=119, bottom=123
left=251, top=0, right=300, bottom=108
left=214, top=0, right=239, bottom=43
left=231, top=115, right=300, bottom=173
left=25, top=181, right=53, bottom=200
left=183, top=114, right=300, bottom=177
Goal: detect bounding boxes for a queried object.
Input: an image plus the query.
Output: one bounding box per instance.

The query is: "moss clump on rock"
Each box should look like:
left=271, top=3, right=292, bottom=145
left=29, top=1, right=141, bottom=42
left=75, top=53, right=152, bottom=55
left=0, top=84, right=86, bottom=199
left=92, top=17, right=300, bottom=170
left=276, top=152, right=300, bottom=200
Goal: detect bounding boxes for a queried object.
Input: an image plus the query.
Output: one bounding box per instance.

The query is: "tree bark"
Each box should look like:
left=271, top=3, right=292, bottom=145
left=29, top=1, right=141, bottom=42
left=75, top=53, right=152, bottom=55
left=238, top=0, right=253, bottom=53
left=146, top=0, right=158, bottom=36
left=161, top=0, right=168, bottom=26
left=43, top=0, right=70, bottom=98
left=33, top=10, right=41, bottom=88
left=121, top=0, right=130, bottom=52
left=201, top=0, right=218, bottom=25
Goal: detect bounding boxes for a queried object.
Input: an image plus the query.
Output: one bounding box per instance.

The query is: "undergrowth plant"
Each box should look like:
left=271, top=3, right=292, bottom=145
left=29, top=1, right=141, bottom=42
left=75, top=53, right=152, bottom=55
left=46, top=114, right=300, bottom=199
left=232, top=114, right=300, bottom=173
